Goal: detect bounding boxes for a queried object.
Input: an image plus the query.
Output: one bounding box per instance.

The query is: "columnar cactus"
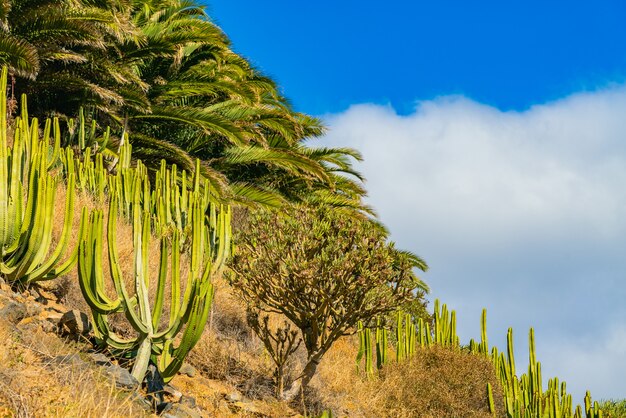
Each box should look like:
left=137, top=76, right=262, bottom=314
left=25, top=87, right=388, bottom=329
left=375, top=317, right=388, bottom=369
left=77, top=185, right=231, bottom=383
left=0, top=66, right=78, bottom=285
left=357, top=297, right=604, bottom=418
left=356, top=321, right=373, bottom=376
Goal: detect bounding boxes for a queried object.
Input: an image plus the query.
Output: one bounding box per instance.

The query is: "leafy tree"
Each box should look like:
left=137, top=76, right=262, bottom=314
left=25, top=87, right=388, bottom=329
left=229, top=205, right=429, bottom=399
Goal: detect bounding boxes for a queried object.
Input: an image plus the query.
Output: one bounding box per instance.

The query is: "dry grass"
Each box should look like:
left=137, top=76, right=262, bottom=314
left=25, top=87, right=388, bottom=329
left=317, top=340, right=504, bottom=418
left=0, top=319, right=151, bottom=418
left=187, top=278, right=281, bottom=400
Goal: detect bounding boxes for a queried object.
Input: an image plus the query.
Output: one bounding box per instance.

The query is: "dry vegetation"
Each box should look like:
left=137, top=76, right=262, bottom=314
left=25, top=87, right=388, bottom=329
left=0, top=317, right=148, bottom=417
left=4, top=188, right=507, bottom=417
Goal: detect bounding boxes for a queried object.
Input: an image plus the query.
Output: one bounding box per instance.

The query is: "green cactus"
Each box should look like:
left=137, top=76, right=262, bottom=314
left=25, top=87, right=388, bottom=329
left=395, top=310, right=405, bottom=361
left=77, top=185, right=231, bottom=383
left=356, top=321, right=374, bottom=376
left=375, top=317, right=388, bottom=369
left=487, top=382, right=496, bottom=415
left=0, top=66, right=78, bottom=285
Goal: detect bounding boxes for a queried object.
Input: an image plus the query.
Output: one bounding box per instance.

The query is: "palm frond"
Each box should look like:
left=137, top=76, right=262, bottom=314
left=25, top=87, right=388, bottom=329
left=0, top=35, right=39, bottom=78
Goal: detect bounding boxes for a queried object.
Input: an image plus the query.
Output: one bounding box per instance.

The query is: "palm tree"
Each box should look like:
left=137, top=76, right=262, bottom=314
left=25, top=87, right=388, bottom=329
left=3, top=0, right=372, bottom=215
left=2, top=0, right=143, bottom=116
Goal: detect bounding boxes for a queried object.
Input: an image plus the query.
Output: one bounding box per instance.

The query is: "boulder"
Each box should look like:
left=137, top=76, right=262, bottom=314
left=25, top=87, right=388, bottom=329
left=58, top=310, right=91, bottom=340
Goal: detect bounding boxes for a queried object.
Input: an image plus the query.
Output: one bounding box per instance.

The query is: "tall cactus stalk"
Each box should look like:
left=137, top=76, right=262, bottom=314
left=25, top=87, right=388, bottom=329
left=356, top=321, right=374, bottom=376
left=0, top=66, right=78, bottom=285
left=78, top=186, right=231, bottom=383
left=375, top=317, right=388, bottom=369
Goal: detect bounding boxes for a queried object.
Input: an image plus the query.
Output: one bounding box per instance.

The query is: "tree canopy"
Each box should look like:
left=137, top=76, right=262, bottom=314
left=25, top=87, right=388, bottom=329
left=229, top=204, right=428, bottom=398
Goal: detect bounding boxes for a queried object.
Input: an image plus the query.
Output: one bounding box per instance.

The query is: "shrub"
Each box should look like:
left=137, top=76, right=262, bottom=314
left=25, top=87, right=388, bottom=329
left=229, top=204, right=428, bottom=399
left=369, top=345, right=504, bottom=418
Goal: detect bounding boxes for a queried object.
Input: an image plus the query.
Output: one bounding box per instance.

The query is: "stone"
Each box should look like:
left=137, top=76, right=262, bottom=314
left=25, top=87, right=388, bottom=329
left=44, top=300, right=67, bottom=313
left=58, top=310, right=91, bottom=339
left=0, top=300, right=40, bottom=324
left=178, top=363, right=196, bottom=377
left=86, top=352, right=112, bottom=366
left=39, top=319, right=56, bottom=333
left=34, top=288, right=57, bottom=302
left=49, top=354, right=88, bottom=368
left=161, top=403, right=202, bottom=418
left=41, top=309, right=63, bottom=324
left=163, top=385, right=183, bottom=403
left=225, top=391, right=242, bottom=402
left=179, top=395, right=196, bottom=408
left=104, top=364, right=139, bottom=389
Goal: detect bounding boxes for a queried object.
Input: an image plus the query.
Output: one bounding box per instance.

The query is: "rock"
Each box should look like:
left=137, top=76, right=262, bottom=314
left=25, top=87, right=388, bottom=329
left=163, top=385, right=183, bottom=403
left=0, top=300, right=41, bottom=324
left=104, top=364, right=139, bottom=389
left=58, top=310, right=91, bottom=339
left=39, top=319, right=56, bottom=333
left=26, top=289, right=38, bottom=301
left=178, top=363, right=196, bottom=378
left=34, top=288, right=57, bottom=303
left=41, top=309, right=63, bottom=324
left=49, top=354, right=88, bottom=368
left=225, top=391, right=242, bottom=402
left=86, top=352, right=112, bottom=366
left=180, top=396, right=196, bottom=408
left=44, top=300, right=67, bottom=313
left=161, top=403, right=202, bottom=418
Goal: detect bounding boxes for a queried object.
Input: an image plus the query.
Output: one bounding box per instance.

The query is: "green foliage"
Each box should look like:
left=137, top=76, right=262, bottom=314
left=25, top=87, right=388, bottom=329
left=598, top=399, right=626, bottom=418
left=77, top=183, right=231, bottom=384
left=3, top=0, right=371, bottom=214
left=230, top=204, right=428, bottom=398
left=0, top=67, right=78, bottom=285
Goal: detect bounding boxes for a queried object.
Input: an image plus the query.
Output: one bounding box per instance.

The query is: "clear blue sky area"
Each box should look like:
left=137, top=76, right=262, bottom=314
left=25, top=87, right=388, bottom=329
left=207, top=1, right=626, bottom=115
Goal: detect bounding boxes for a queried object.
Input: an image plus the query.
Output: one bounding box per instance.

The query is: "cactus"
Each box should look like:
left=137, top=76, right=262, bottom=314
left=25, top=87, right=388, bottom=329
left=355, top=297, right=605, bottom=418
left=396, top=310, right=405, bottom=362
left=0, top=66, right=78, bottom=285
left=375, top=317, right=388, bottom=369
left=487, top=382, right=496, bottom=415
left=356, top=321, right=374, bottom=376
left=77, top=184, right=231, bottom=383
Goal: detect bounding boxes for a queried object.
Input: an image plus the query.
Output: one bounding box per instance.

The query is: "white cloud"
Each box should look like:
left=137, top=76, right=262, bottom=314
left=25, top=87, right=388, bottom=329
left=320, top=88, right=626, bottom=401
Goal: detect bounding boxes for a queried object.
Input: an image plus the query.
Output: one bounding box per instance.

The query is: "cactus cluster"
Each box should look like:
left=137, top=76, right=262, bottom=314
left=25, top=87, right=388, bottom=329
left=357, top=300, right=604, bottom=418
left=78, top=187, right=230, bottom=383
left=61, top=132, right=216, bottom=243
left=0, top=65, right=232, bottom=386
left=468, top=314, right=604, bottom=418
left=357, top=299, right=459, bottom=375
left=0, top=67, right=78, bottom=286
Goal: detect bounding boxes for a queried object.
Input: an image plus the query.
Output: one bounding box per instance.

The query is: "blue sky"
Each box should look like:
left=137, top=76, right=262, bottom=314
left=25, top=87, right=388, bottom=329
left=210, top=1, right=626, bottom=115
left=208, top=1, right=626, bottom=402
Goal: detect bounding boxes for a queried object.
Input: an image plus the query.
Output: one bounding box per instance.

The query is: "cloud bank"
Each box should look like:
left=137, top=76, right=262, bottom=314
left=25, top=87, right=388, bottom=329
left=320, top=88, right=626, bottom=401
